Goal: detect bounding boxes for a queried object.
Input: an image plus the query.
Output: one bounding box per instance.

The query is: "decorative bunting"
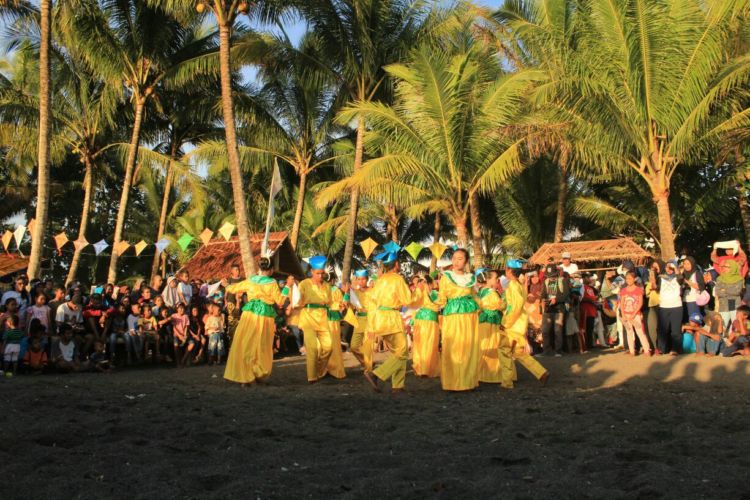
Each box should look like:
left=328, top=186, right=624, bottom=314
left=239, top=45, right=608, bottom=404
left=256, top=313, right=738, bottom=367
left=13, top=225, right=26, bottom=247
left=134, top=240, right=148, bottom=256
left=429, top=241, right=447, bottom=260
left=114, top=240, right=130, bottom=256
left=383, top=241, right=401, bottom=254
left=218, top=222, right=235, bottom=241
left=1, top=230, right=12, bottom=251
left=155, top=238, right=170, bottom=256
left=177, top=233, right=194, bottom=251
left=73, top=237, right=89, bottom=252
left=199, top=228, right=214, bottom=246
left=359, top=238, right=378, bottom=260
left=93, top=239, right=109, bottom=256
left=405, top=242, right=424, bottom=261
left=54, top=232, right=69, bottom=255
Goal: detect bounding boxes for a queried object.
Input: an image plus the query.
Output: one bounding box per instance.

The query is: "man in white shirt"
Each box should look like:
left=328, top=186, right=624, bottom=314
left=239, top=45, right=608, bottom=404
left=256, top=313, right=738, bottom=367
left=561, top=252, right=579, bottom=276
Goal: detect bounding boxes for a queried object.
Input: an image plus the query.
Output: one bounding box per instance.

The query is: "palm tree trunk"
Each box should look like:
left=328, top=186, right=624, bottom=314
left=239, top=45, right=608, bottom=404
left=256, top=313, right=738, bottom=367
left=107, top=98, right=146, bottom=283
left=386, top=204, right=398, bottom=242
left=469, top=193, right=483, bottom=268
left=151, top=141, right=177, bottom=279
left=654, top=190, right=676, bottom=260
left=66, top=156, right=94, bottom=286
left=341, top=118, right=365, bottom=284
left=430, top=213, right=440, bottom=272
left=290, top=169, right=307, bottom=250
left=738, top=187, right=750, bottom=250
left=27, top=0, right=52, bottom=279
left=219, top=23, right=256, bottom=277
left=554, top=164, right=569, bottom=243
left=454, top=213, right=469, bottom=249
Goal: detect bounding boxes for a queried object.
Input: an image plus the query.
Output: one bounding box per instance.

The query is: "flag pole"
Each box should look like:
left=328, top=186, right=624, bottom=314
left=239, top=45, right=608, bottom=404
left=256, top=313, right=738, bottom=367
left=261, top=159, right=280, bottom=258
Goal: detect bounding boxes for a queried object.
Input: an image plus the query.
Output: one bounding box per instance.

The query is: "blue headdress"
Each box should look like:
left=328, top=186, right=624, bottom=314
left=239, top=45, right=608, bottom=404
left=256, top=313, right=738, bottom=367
left=308, top=255, right=327, bottom=270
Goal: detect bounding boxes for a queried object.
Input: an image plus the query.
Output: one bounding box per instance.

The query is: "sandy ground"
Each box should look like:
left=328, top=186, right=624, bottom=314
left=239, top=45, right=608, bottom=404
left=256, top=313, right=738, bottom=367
left=2, top=349, right=749, bottom=499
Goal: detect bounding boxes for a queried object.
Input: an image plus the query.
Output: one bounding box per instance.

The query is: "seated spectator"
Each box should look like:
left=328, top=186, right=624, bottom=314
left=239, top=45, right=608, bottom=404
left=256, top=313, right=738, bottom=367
left=156, top=307, right=173, bottom=362
left=56, top=296, right=90, bottom=359
left=127, top=304, right=143, bottom=363
left=53, top=324, right=79, bottom=372
left=138, top=305, right=160, bottom=362
left=161, top=276, right=182, bottom=309
left=722, top=305, right=750, bottom=357
left=2, top=276, right=30, bottom=329
left=2, top=314, right=23, bottom=377
left=106, top=303, right=131, bottom=365
left=21, top=336, right=48, bottom=374
left=82, top=293, right=110, bottom=344
left=87, top=340, right=111, bottom=372
left=152, top=295, right=165, bottom=318
left=683, top=312, right=723, bottom=356
left=47, top=285, right=66, bottom=336
left=138, top=287, right=155, bottom=307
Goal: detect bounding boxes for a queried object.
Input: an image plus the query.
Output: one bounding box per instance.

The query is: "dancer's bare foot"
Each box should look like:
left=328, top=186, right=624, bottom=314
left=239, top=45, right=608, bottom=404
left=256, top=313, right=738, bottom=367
left=363, top=371, right=381, bottom=392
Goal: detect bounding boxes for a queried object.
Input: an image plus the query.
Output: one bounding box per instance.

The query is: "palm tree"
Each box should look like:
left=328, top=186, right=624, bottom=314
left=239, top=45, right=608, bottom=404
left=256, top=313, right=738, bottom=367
left=329, top=38, right=539, bottom=259
left=295, top=0, right=429, bottom=282
left=63, top=0, right=220, bottom=282
left=501, top=0, right=750, bottom=259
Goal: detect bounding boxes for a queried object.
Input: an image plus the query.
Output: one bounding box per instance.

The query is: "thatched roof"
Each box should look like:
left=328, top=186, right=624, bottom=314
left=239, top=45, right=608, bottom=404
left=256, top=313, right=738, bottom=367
left=529, top=238, right=651, bottom=266
left=0, top=254, right=32, bottom=281
left=180, top=231, right=305, bottom=281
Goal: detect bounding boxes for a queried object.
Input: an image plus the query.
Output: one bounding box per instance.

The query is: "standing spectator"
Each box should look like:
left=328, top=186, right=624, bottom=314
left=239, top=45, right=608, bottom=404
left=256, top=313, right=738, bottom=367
left=126, top=304, right=143, bottom=363
left=560, top=252, right=579, bottom=276
left=47, top=285, right=66, bottom=335
left=149, top=275, right=164, bottom=296
left=161, top=276, right=182, bottom=309
left=188, top=305, right=205, bottom=363
left=645, top=260, right=663, bottom=351
left=2, top=276, right=30, bottom=329
left=25, top=293, right=51, bottom=335
left=541, top=264, right=570, bottom=356
left=204, top=302, right=226, bottom=365
left=579, top=274, right=599, bottom=350
left=106, top=303, right=131, bottom=364
left=138, top=305, right=160, bottom=362
left=680, top=256, right=705, bottom=318
left=619, top=271, right=652, bottom=356
left=714, top=259, right=744, bottom=330
left=160, top=303, right=190, bottom=367
left=1, top=314, right=23, bottom=377
left=653, top=261, right=684, bottom=355
left=177, top=270, right=192, bottom=305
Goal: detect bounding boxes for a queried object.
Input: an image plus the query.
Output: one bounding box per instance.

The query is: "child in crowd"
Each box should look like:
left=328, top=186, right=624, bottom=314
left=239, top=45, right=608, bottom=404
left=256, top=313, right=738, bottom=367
left=53, top=324, right=78, bottom=372
left=160, top=303, right=190, bottom=367
left=21, top=336, right=48, bottom=374
left=88, top=340, right=111, bottom=372
left=138, top=305, right=160, bottom=362
left=722, top=305, right=750, bottom=357
left=2, top=314, right=23, bottom=377
left=157, top=307, right=173, bottom=363
left=619, top=271, right=652, bottom=356
left=107, top=303, right=131, bottom=365
left=204, top=302, right=225, bottom=365
left=25, top=293, right=50, bottom=335
left=126, top=303, right=143, bottom=363
left=189, top=305, right=205, bottom=363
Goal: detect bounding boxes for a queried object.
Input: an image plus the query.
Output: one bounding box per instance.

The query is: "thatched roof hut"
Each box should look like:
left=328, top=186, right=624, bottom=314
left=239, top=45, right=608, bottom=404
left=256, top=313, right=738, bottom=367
left=180, top=231, right=305, bottom=281
left=529, top=238, right=651, bottom=269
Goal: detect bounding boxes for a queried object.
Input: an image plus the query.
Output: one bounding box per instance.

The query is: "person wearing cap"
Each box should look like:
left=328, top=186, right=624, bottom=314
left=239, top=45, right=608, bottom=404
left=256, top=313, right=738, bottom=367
left=683, top=311, right=723, bottom=356
left=326, top=272, right=346, bottom=379
left=499, top=260, right=549, bottom=388
left=297, top=256, right=336, bottom=383
left=410, top=274, right=440, bottom=378
left=223, top=257, right=291, bottom=385
left=560, top=252, right=578, bottom=276
left=433, top=249, right=481, bottom=391
left=349, top=269, right=374, bottom=372
left=476, top=269, right=504, bottom=384
left=363, top=252, right=421, bottom=393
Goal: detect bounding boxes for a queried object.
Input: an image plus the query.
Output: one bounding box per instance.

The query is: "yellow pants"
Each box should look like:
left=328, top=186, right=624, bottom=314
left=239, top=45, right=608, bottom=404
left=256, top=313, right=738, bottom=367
left=327, top=321, right=346, bottom=379
left=500, top=332, right=547, bottom=388
left=304, top=328, right=332, bottom=382
left=373, top=332, right=408, bottom=389
left=478, top=322, right=502, bottom=383
left=350, top=329, right=373, bottom=372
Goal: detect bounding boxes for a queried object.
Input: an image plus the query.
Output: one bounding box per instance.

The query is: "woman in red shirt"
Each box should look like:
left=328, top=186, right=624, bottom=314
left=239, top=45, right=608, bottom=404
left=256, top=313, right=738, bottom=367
left=619, top=271, right=653, bottom=356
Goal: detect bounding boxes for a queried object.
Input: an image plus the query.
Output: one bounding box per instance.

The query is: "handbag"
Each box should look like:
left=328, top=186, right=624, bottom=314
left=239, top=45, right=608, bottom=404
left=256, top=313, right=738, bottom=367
left=695, top=290, right=710, bottom=307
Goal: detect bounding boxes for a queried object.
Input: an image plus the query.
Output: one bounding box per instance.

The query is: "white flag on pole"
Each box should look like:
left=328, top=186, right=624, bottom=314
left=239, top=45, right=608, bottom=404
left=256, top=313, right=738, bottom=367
left=261, top=159, right=283, bottom=258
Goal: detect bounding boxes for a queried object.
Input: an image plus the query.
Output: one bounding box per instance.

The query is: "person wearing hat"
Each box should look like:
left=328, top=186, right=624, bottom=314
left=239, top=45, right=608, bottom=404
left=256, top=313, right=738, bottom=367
left=223, top=257, right=291, bottom=385
left=476, top=269, right=504, bottom=384
left=560, top=252, right=578, bottom=276
left=682, top=311, right=723, bottom=356
left=499, top=261, right=549, bottom=388
left=326, top=272, right=346, bottom=379
left=363, top=252, right=421, bottom=393
left=410, top=274, right=440, bottom=378
left=433, top=249, right=481, bottom=392
left=297, top=256, right=336, bottom=383
left=349, top=269, right=374, bottom=373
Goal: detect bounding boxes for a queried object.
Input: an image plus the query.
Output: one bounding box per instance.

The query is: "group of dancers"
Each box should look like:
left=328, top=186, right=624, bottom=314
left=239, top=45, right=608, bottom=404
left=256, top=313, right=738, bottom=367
left=222, top=249, right=550, bottom=393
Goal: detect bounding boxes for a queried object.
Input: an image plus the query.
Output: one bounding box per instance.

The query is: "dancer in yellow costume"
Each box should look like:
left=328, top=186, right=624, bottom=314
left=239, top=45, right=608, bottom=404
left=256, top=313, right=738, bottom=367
left=477, top=269, right=505, bottom=384
left=224, top=258, right=290, bottom=385
left=326, top=272, right=346, bottom=379
left=363, top=252, right=422, bottom=393
left=296, top=256, right=335, bottom=383
left=500, top=261, right=549, bottom=389
left=411, top=274, right=440, bottom=378
left=349, top=269, right=373, bottom=372
left=434, top=249, right=481, bottom=391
